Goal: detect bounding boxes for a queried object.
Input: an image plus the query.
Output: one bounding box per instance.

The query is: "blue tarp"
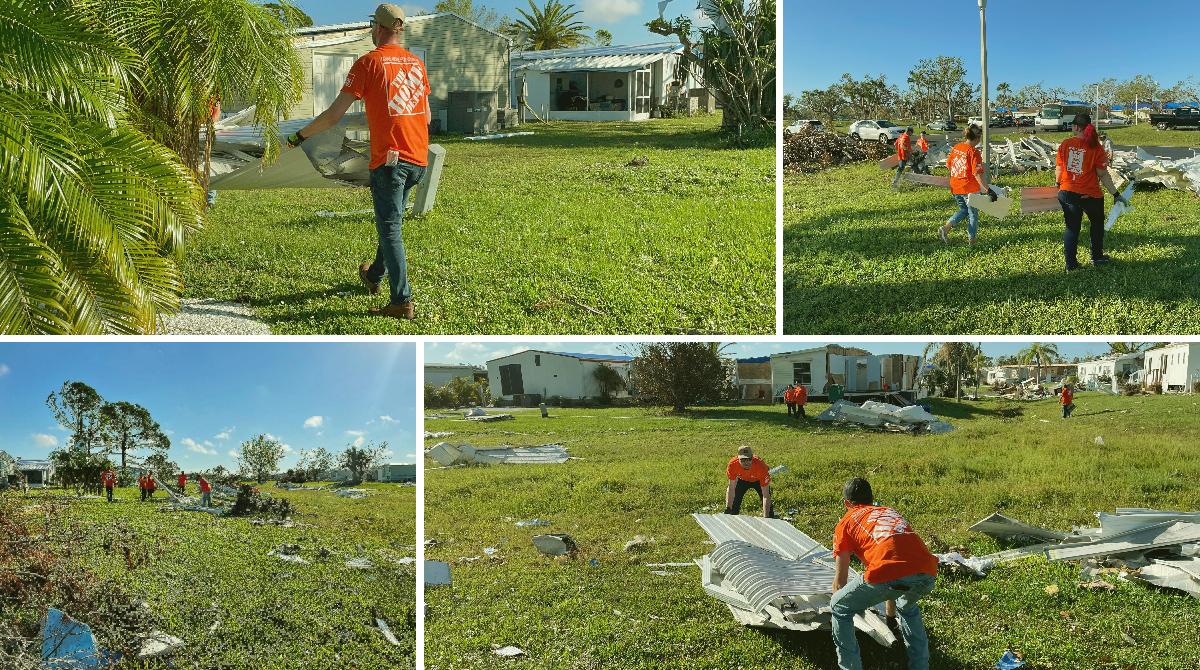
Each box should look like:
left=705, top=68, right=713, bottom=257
left=41, top=608, right=120, bottom=669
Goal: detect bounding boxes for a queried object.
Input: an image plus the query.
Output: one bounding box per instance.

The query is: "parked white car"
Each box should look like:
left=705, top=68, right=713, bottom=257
left=785, top=119, right=824, bottom=133
left=848, top=120, right=905, bottom=143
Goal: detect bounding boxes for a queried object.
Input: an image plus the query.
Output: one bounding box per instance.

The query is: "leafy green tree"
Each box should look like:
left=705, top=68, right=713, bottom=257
left=237, top=434, right=286, bottom=483
left=628, top=342, right=730, bottom=413
left=0, top=0, right=203, bottom=334
left=99, top=400, right=169, bottom=469
left=434, top=0, right=502, bottom=30
left=509, top=0, right=590, bottom=50
left=594, top=28, right=612, bottom=46
left=142, top=452, right=179, bottom=484
left=908, top=56, right=969, bottom=121
left=1017, top=343, right=1062, bottom=385
left=592, top=363, right=625, bottom=403
left=1107, top=342, right=1150, bottom=355
left=262, top=1, right=313, bottom=27
left=339, top=441, right=388, bottom=483
left=921, top=342, right=983, bottom=398
left=297, top=446, right=336, bottom=481
left=46, top=381, right=107, bottom=454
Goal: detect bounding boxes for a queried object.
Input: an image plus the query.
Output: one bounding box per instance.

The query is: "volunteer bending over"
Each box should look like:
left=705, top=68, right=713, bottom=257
left=724, top=446, right=772, bottom=517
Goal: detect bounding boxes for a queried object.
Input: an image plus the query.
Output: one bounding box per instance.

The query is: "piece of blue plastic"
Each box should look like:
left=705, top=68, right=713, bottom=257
left=995, top=650, right=1025, bottom=670
left=41, top=608, right=120, bottom=669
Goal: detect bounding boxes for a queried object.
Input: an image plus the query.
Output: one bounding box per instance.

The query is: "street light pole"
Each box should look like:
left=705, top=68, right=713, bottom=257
left=979, top=0, right=990, bottom=172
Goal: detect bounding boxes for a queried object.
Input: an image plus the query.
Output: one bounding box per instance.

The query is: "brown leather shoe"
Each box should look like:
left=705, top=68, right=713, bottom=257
left=358, top=263, right=380, bottom=295
left=369, top=302, right=415, bottom=320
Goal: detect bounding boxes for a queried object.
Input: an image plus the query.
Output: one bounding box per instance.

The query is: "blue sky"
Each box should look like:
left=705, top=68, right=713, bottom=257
left=426, top=341, right=1122, bottom=367
left=0, top=343, right=416, bottom=468
left=783, top=0, right=1200, bottom=95
left=295, top=0, right=705, bottom=45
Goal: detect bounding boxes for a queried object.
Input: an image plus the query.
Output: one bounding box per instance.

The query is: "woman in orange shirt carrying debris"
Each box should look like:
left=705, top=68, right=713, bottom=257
left=724, top=446, right=772, bottom=517
left=938, top=125, right=997, bottom=246
left=1056, top=112, right=1128, bottom=271
left=890, top=127, right=913, bottom=188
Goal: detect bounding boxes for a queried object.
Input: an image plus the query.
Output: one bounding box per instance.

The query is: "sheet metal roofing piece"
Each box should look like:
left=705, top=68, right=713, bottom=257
left=425, top=560, right=452, bottom=586
left=425, top=442, right=568, bottom=466
left=969, top=512, right=1072, bottom=543
left=1131, top=562, right=1200, bottom=598
left=1098, top=511, right=1200, bottom=537
left=1047, top=522, right=1200, bottom=562
left=709, top=540, right=836, bottom=612
left=692, top=514, right=826, bottom=560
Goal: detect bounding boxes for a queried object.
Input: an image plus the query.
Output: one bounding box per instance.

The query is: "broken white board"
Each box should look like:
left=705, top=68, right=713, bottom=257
left=1105, top=183, right=1135, bottom=230
left=967, top=188, right=1013, bottom=219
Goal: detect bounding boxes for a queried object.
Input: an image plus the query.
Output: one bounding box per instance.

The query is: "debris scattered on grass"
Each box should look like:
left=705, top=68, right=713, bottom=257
left=1044, top=584, right=1060, bottom=595
left=138, top=631, right=186, bottom=659
left=345, top=557, right=374, bottom=570
left=626, top=155, right=650, bottom=167
left=816, top=399, right=954, bottom=434
left=783, top=126, right=892, bottom=173
left=623, top=535, right=654, bottom=552
left=492, top=645, right=525, bottom=658
left=515, top=518, right=552, bottom=528
left=376, top=617, right=403, bottom=647
left=426, top=442, right=569, bottom=466
left=995, top=650, right=1025, bottom=669
left=424, top=431, right=454, bottom=439
left=425, top=560, right=452, bottom=586
left=532, top=534, right=577, bottom=556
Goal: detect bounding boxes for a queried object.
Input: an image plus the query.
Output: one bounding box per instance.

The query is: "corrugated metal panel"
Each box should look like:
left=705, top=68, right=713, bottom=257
left=692, top=514, right=825, bottom=560
left=491, top=445, right=569, bottom=465
left=1048, top=522, right=1200, bottom=561
left=710, top=541, right=835, bottom=611
left=518, top=53, right=663, bottom=73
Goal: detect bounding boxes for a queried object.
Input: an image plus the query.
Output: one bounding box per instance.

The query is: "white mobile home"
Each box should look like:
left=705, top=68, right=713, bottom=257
left=1143, top=343, right=1200, bottom=392
left=13, top=459, right=55, bottom=488
left=1077, top=353, right=1144, bottom=392
left=424, top=363, right=484, bottom=388
left=486, top=350, right=633, bottom=403
left=377, top=463, right=416, bottom=483
left=512, top=43, right=698, bottom=122
left=769, top=346, right=919, bottom=398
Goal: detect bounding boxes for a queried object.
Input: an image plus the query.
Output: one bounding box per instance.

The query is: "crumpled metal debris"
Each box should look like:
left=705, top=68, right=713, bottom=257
left=532, top=534, right=577, bottom=556
left=137, top=632, right=185, bottom=659
left=425, top=442, right=569, bottom=466
left=816, top=399, right=954, bottom=434
left=493, top=645, right=525, bottom=657
left=937, top=552, right=995, bottom=577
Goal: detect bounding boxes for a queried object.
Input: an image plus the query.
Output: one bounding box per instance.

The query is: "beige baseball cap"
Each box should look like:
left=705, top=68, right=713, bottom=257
left=372, top=3, right=405, bottom=30
left=737, top=446, right=753, bottom=460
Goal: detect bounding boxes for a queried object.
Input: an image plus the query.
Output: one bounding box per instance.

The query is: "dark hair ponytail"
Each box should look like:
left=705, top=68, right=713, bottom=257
left=964, top=124, right=981, bottom=142
left=1074, top=112, right=1100, bottom=149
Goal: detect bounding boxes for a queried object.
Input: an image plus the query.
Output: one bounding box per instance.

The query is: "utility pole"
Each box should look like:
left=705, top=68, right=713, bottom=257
left=979, top=0, right=990, bottom=172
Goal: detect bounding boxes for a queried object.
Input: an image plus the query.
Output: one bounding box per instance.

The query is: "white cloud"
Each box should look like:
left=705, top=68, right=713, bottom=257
left=581, top=0, right=642, bottom=23
left=181, top=438, right=217, bottom=456
left=350, top=435, right=365, bottom=448
left=214, top=427, right=234, bottom=440
left=0, top=363, right=10, bottom=376
left=32, top=433, right=58, bottom=448
left=378, top=415, right=399, bottom=424
left=346, top=430, right=366, bottom=437
left=228, top=449, right=241, bottom=460
left=303, top=415, right=324, bottom=429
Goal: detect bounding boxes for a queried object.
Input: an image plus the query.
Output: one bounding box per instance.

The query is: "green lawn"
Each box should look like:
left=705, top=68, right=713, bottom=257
left=783, top=162, right=1200, bottom=334
left=185, top=115, right=775, bottom=334
left=822, top=121, right=1200, bottom=148
left=4, top=482, right=415, bottom=669
left=424, top=398, right=1200, bottom=669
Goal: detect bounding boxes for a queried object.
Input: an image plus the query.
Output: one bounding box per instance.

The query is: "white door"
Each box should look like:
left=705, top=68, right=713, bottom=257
left=313, top=53, right=363, bottom=115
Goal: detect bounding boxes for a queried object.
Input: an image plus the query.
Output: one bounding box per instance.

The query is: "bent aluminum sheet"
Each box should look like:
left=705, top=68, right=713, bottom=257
left=1047, top=522, right=1200, bottom=562
left=1131, top=561, right=1200, bottom=598
left=1098, top=511, right=1200, bottom=537
left=693, top=514, right=826, bottom=560
left=709, top=540, right=836, bottom=612
left=969, top=512, right=1072, bottom=543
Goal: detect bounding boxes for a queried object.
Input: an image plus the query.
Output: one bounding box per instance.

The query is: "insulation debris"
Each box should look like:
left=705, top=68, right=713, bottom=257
left=968, top=509, right=1200, bottom=599
left=463, top=408, right=515, bottom=422
left=816, top=399, right=954, bottom=434
left=424, top=431, right=455, bottom=439
left=532, top=534, right=577, bottom=556
left=425, top=442, right=569, bottom=466
left=692, top=514, right=896, bottom=647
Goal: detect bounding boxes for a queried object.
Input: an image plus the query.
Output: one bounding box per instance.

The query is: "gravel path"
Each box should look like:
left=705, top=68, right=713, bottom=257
left=158, top=299, right=272, bottom=335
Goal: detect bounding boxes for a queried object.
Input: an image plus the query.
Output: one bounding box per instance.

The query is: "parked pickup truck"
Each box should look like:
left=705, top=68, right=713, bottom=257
left=1149, top=107, right=1200, bottom=130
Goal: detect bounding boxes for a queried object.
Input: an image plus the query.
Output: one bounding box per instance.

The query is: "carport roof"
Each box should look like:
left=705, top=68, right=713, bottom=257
left=514, top=42, right=683, bottom=73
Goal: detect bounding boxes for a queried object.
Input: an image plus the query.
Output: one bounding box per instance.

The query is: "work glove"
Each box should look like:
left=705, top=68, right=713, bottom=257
left=1113, top=191, right=1129, bottom=206
left=986, top=188, right=998, bottom=202
left=285, top=131, right=306, bottom=148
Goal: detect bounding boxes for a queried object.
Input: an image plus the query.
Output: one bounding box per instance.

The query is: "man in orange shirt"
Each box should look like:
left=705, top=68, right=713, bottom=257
left=1060, top=384, right=1075, bottom=418
left=101, top=467, right=116, bottom=503
left=288, top=4, right=431, bottom=320
left=1056, top=112, right=1127, bottom=271
left=724, top=446, right=772, bottom=517
left=199, top=476, right=213, bottom=508
left=144, top=474, right=157, bottom=501
left=783, top=383, right=796, bottom=417
left=794, top=383, right=808, bottom=419
left=890, top=127, right=913, bottom=188
left=177, top=471, right=188, bottom=495
left=831, top=478, right=938, bottom=670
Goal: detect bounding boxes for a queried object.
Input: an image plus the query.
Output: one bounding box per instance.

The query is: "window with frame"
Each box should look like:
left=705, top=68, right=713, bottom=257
left=792, top=362, right=812, bottom=385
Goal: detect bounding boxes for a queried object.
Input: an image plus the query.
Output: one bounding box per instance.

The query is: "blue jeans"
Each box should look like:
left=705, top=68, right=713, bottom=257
left=1058, top=190, right=1105, bottom=267
left=831, top=572, right=936, bottom=670
left=201, top=491, right=212, bottom=507
left=368, top=161, right=426, bottom=305
left=948, top=194, right=979, bottom=239
left=1062, top=403, right=1074, bottom=418
left=892, top=158, right=908, bottom=184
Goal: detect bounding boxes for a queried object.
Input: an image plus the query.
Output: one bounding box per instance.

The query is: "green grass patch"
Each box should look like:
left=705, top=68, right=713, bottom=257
left=185, top=115, right=775, bottom=334
left=783, top=161, right=1200, bottom=334
left=424, top=396, right=1200, bottom=669
left=7, top=482, right=415, bottom=668
left=823, top=121, right=1200, bottom=148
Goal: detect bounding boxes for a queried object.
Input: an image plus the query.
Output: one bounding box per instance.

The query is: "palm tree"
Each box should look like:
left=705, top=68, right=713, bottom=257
left=1017, top=343, right=1061, bottom=385
left=971, top=351, right=990, bottom=398
left=509, top=0, right=591, bottom=50
left=0, top=0, right=303, bottom=334
left=0, top=0, right=203, bottom=334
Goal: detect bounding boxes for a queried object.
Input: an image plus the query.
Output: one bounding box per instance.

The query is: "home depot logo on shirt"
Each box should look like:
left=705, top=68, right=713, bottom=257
left=949, top=151, right=970, bottom=178
left=384, top=56, right=427, bottom=117
left=1066, top=147, right=1086, bottom=175
left=861, top=507, right=914, bottom=541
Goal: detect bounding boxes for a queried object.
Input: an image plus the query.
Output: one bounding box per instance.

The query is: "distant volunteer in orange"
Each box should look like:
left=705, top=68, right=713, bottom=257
left=724, top=446, right=772, bottom=517
left=830, top=478, right=938, bottom=670
left=101, top=467, right=116, bottom=503
left=937, top=125, right=997, bottom=246
left=916, top=131, right=930, bottom=153
left=1060, top=384, right=1075, bottom=418
left=1056, top=112, right=1127, bottom=271
left=890, top=127, right=913, bottom=188
left=794, top=384, right=808, bottom=419
left=783, top=383, right=797, bottom=416
left=288, top=3, right=431, bottom=321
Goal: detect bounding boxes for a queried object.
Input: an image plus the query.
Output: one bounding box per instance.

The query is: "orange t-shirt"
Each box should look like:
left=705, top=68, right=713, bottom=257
left=341, top=44, right=431, bottom=169
left=947, top=142, right=984, bottom=195
left=834, top=504, right=938, bottom=584
left=199, top=479, right=212, bottom=493
left=1056, top=136, right=1108, bottom=198
left=101, top=471, right=115, bottom=487
left=727, top=456, right=771, bottom=486
left=916, top=136, right=929, bottom=152
left=795, top=386, right=808, bottom=405
left=895, top=133, right=911, bottom=160
left=1061, top=388, right=1073, bottom=405
left=783, top=388, right=795, bottom=403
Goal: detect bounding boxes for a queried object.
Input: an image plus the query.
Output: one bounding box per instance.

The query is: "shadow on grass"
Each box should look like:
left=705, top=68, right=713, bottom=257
left=760, top=628, right=958, bottom=669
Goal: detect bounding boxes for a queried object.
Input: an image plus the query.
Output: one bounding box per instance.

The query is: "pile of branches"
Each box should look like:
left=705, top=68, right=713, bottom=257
left=784, top=126, right=892, bottom=173
left=229, top=485, right=293, bottom=520
left=0, top=498, right=153, bottom=668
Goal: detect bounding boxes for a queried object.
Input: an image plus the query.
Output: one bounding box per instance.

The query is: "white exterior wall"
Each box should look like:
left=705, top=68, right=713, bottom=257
left=1144, top=344, right=1200, bottom=391
left=769, top=350, right=828, bottom=396
left=425, top=365, right=480, bottom=388
left=487, top=352, right=630, bottom=400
